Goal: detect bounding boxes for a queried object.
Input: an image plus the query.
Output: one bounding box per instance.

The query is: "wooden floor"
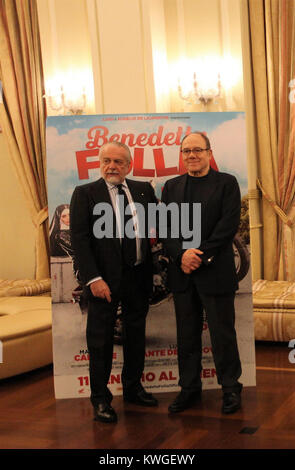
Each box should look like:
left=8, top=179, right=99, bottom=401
left=1, top=341, right=295, bottom=451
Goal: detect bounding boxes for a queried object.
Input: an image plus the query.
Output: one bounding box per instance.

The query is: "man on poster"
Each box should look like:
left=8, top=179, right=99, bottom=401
left=70, top=141, right=158, bottom=423
left=161, top=131, right=243, bottom=414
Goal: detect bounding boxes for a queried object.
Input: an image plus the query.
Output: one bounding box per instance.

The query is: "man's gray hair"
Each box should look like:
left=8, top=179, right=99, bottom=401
left=181, top=131, right=211, bottom=150
left=99, top=141, right=132, bottom=163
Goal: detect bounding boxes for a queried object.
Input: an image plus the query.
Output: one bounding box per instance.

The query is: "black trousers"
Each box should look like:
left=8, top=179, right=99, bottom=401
left=86, top=264, right=150, bottom=407
left=172, top=278, right=242, bottom=394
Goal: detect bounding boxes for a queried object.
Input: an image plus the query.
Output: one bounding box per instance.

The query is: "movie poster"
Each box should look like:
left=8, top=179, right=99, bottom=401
left=46, top=112, right=256, bottom=399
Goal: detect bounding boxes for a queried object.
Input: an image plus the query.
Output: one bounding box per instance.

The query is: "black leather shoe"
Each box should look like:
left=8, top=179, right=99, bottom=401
left=93, top=403, right=118, bottom=423
left=124, top=388, right=158, bottom=407
left=168, top=390, right=201, bottom=413
left=222, top=392, right=241, bottom=414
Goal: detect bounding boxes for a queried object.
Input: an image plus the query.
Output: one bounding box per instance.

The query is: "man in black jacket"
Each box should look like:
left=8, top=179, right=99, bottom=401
left=161, top=131, right=242, bottom=415
left=70, top=141, right=158, bottom=423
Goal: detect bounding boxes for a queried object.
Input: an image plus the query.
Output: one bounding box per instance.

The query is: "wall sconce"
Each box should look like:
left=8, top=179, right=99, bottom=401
left=178, top=72, right=222, bottom=105
left=173, top=56, right=241, bottom=107
left=46, top=86, right=86, bottom=115
left=44, top=70, right=94, bottom=115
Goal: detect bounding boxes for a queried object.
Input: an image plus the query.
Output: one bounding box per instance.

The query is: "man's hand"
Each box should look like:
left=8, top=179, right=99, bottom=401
left=90, top=279, right=112, bottom=302
left=181, top=249, right=203, bottom=274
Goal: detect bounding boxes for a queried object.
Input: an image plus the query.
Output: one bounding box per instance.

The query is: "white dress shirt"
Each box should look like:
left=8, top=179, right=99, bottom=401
left=87, top=179, right=142, bottom=286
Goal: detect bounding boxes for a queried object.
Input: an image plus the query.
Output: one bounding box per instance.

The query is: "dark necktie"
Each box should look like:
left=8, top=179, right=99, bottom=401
left=117, top=184, right=137, bottom=267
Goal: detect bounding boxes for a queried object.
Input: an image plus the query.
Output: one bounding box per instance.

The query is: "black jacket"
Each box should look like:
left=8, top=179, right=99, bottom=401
left=161, top=169, right=241, bottom=295
left=70, top=177, right=158, bottom=296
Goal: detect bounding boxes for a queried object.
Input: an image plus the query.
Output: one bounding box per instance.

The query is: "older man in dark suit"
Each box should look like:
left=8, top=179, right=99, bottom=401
left=70, top=141, right=158, bottom=423
left=161, top=131, right=243, bottom=415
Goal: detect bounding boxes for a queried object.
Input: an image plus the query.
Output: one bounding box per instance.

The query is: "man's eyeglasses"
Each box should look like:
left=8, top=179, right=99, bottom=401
left=181, top=147, right=210, bottom=157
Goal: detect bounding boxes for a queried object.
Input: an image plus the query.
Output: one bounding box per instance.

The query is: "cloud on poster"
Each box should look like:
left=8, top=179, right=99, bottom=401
left=46, top=126, right=89, bottom=173
left=209, top=114, right=247, bottom=178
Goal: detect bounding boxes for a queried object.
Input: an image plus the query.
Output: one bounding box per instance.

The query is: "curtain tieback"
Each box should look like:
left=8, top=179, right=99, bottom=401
left=256, top=179, right=295, bottom=228
left=33, top=206, right=48, bottom=227
left=248, top=189, right=260, bottom=200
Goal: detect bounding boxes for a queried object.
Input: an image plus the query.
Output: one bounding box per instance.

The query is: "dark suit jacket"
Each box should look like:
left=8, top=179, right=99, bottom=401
left=161, top=169, right=241, bottom=295
left=70, top=177, right=158, bottom=297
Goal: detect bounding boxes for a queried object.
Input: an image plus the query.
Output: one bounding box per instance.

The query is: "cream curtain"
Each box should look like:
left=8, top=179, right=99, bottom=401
left=241, top=0, right=295, bottom=281
left=0, top=0, right=49, bottom=279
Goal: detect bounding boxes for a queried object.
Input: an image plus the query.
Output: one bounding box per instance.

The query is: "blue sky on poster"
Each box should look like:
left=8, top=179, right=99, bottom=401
left=46, top=112, right=248, bottom=220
